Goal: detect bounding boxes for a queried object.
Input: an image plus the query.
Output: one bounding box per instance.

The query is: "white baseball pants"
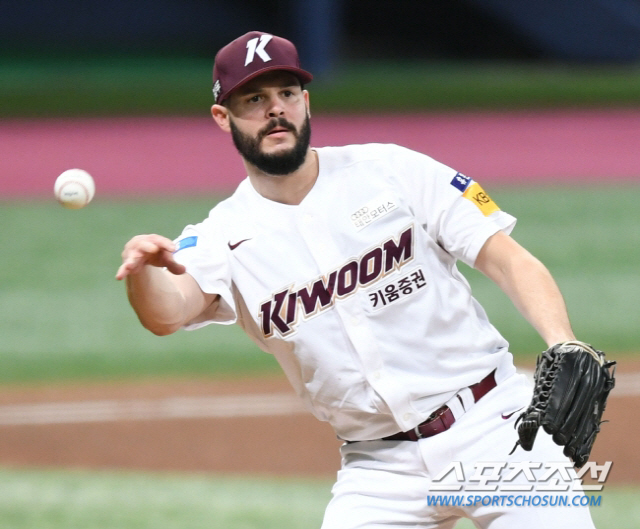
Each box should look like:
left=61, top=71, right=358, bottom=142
left=321, top=373, right=597, bottom=529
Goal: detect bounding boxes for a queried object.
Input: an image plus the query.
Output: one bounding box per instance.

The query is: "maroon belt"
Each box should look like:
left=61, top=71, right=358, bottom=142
left=381, top=370, right=497, bottom=442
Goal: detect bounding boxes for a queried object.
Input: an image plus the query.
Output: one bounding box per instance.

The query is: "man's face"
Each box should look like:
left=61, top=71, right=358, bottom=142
left=229, top=113, right=311, bottom=176
left=223, top=71, right=311, bottom=175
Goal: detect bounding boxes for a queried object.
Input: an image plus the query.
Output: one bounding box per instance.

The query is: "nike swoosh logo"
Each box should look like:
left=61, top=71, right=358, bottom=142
left=501, top=407, right=524, bottom=420
left=228, top=238, right=251, bottom=250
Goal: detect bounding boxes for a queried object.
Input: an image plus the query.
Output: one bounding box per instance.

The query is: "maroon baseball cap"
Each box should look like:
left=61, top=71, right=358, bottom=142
left=212, top=31, right=313, bottom=104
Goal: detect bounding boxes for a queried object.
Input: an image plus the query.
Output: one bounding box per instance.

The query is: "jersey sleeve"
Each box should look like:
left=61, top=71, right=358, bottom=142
left=438, top=181, right=516, bottom=267
left=172, top=222, right=237, bottom=329
left=387, top=144, right=516, bottom=267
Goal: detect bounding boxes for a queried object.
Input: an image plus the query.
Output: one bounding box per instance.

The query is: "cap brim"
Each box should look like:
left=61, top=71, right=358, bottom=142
left=219, top=66, right=313, bottom=103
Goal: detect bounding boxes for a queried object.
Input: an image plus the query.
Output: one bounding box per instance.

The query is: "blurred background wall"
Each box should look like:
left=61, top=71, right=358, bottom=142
left=2, top=0, right=639, bottom=76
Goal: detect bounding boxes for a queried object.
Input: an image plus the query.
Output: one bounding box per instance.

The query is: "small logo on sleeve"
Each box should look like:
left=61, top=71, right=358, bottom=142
left=450, top=173, right=473, bottom=192
left=463, top=182, right=500, bottom=216
left=174, top=236, right=198, bottom=253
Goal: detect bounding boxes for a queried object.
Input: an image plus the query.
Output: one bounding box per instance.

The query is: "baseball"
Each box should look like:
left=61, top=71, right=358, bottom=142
left=54, top=169, right=95, bottom=209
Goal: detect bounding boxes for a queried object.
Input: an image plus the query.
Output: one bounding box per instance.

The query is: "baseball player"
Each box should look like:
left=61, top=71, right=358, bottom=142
left=117, top=32, right=599, bottom=528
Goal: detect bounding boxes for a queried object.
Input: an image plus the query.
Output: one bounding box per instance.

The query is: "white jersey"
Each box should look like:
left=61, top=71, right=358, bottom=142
left=173, top=143, right=517, bottom=441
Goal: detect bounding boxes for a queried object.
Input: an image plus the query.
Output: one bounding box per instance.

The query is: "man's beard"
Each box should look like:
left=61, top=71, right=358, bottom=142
left=230, top=114, right=311, bottom=176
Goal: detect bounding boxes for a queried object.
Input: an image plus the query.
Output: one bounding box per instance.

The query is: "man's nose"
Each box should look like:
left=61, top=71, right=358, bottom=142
left=266, top=97, right=285, bottom=118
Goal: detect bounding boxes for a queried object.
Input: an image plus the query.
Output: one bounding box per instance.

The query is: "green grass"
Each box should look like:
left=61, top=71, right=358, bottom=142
left=461, top=183, right=640, bottom=356
left=0, top=468, right=332, bottom=529
left=1, top=184, right=639, bottom=385
left=1, top=56, right=640, bottom=117
left=0, top=197, right=281, bottom=383
left=313, top=62, right=640, bottom=113
left=0, top=467, right=635, bottom=529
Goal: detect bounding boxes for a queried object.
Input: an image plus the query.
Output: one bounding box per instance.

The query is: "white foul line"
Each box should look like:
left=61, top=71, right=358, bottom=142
left=0, top=372, right=637, bottom=427
left=0, top=393, right=306, bottom=426
left=519, top=369, right=638, bottom=397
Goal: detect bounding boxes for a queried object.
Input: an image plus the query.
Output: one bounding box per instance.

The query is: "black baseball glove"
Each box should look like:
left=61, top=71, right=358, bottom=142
left=513, top=341, right=616, bottom=468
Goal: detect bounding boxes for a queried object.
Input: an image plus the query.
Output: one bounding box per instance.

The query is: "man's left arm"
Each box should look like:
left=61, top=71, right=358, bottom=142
left=474, top=230, right=574, bottom=347
left=477, top=231, right=617, bottom=466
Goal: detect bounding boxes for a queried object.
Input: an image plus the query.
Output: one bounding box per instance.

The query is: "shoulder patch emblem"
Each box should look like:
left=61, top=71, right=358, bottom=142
left=174, top=236, right=198, bottom=253
left=463, top=183, right=500, bottom=216
left=450, top=172, right=473, bottom=192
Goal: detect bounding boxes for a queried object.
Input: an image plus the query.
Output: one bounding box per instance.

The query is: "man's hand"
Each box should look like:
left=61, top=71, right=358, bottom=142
left=116, top=234, right=186, bottom=280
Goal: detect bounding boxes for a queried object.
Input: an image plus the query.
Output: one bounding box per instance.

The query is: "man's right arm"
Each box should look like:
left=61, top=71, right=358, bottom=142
left=116, top=234, right=219, bottom=336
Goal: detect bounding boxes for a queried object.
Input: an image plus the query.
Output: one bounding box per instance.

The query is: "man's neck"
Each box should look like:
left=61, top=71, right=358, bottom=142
left=245, top=149, right=319, bottom=206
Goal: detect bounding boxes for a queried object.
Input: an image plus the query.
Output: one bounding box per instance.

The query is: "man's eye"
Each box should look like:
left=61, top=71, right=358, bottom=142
left=248, top=95, right=261, bottom=103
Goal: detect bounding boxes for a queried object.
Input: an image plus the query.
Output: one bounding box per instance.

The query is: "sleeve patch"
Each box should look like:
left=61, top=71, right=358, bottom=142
left=174, top=235, right=198, bottom=253
left=462, top=183, right=501, bottom=216
left=450, top=172, right=473, bottom=192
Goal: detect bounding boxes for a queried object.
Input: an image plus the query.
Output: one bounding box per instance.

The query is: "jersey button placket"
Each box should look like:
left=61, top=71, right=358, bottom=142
left=299, top=207, right=387, bottom=409
left=339, top=305, right=386, bottom=391
left=299, top=212, right=338, bottom=269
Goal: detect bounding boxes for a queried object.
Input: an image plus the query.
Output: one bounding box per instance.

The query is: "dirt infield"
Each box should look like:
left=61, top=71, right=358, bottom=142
left=0, top=364, right=637, bottom=484
left=0, top=376, right=343, bottom=476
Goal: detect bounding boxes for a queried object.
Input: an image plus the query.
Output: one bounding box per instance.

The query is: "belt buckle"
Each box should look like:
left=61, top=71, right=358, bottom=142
left=413, top=405, right=448, bottom=439
left=412, top=424, right=424, bottom=439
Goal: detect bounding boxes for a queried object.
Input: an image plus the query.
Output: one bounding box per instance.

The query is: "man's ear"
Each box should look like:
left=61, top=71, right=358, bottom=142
left=303, top=90, right=310, bottom=118
left=211, top=104, right=231, bottom=132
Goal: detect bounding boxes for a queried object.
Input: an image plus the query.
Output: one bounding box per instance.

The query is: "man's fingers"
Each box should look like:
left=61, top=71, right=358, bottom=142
left=115, top=263, right=130, bottom=281
left=158, top=249, right=187, bottom=275
left=165, top=260, right=187, bottom=275
left=115, top=254, right=143, bottom=280
left=141, top=234, right=176, bottom=253
left=116, top=234, right=183, bottom=280
left=134, top=239, right=166, bottom=256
